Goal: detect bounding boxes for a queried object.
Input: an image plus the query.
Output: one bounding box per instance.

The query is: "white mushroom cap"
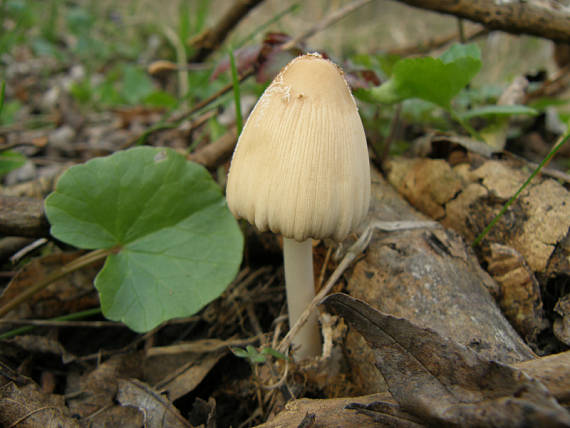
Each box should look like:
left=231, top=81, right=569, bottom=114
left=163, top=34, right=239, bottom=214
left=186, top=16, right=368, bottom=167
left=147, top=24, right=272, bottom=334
left=226, top=53, right=370, bottom=242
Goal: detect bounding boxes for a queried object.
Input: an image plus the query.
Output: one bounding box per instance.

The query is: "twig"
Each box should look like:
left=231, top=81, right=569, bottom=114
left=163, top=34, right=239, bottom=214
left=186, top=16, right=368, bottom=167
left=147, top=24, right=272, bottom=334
left=122, top=69, right=254, bottom=149
left=277, top=220, right=439, bottom=354
left=189, top=0, right=266, bottom=62
left=187, top=126, right=238, bottom=168
left=10, top=238, right=48, bottom=264
left=0, top=307, right=107, bottom=340
left=524, top=63, right=570, bottom=102
left=0, top=319, right=119, bottom=328
left=281, top=0, right=375, bottom=51
left=392, top=0, right=570, bottom=43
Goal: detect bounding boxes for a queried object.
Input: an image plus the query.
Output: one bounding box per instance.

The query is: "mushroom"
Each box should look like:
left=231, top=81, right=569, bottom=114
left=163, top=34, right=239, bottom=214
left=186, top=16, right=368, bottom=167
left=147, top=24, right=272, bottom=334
left=226, top=53, right=370, bottom=360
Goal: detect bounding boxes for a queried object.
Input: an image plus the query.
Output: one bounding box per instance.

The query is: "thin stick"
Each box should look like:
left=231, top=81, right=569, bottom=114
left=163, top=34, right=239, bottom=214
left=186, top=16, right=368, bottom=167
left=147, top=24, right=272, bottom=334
left=122, top=69, right=254, bottom=148
left=280, top=0, right=375, bottom=51
left=0, top=308, right=107, bottom=340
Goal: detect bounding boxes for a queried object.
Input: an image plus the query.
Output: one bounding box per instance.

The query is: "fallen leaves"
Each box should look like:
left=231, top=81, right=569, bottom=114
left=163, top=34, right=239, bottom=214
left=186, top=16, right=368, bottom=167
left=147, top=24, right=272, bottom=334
left=323, top=293, right=570, bottom=427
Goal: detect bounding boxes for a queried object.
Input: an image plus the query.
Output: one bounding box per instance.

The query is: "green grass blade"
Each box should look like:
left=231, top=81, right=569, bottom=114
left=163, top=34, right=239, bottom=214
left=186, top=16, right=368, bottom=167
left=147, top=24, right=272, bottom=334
left=0, top=81, right=5, bottom=116
left=229, top=48, right=243, bottom=134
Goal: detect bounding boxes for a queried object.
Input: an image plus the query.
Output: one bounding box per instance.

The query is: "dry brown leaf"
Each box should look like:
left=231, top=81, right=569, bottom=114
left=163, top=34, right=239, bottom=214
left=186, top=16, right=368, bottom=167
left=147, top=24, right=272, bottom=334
left=145, top=350, right=225, bottom=401
left=324, top=293, right=570, bottom=427
left=117, top=378, right=191, bottom=428
left=67, top=352, right=143, bottom=419
left=6, top=334, right=75, bottom=364
left=0, top=251, right=101, bottom=319
left=0, top=382, right=79, bottom=428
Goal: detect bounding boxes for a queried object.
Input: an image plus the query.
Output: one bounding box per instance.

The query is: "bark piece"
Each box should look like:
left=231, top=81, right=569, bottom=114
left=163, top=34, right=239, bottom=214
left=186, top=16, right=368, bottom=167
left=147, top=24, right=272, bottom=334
left=324, top=293, right=570, bottom=427
left=117, top=378, right=190, bottom=428
left=0, top=195, right=49, bottom=238
left=0, top=382, right=80, bottom=428
left=482, top=243, right=548, bottom=341
left=394, top=0, right=570, bottom=43
left=187, top=127, right=237, bottom=168
left=384, top=158, right=462, bottom=219
left=387, top=155, right=570, bottom=275
left=514, top=351, right=570, bottom=406
left=346, top=170, right=535, bottom=393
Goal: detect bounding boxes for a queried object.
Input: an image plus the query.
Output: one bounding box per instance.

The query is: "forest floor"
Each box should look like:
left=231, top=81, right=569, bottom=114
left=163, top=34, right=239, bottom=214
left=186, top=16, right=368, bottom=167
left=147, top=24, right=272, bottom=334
left=0, top=1, right=569, bottom=427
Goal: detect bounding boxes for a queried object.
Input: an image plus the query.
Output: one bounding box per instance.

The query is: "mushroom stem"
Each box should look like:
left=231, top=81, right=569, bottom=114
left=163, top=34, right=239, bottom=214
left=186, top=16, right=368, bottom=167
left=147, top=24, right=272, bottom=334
left=283, top=237, right=322, bottom=360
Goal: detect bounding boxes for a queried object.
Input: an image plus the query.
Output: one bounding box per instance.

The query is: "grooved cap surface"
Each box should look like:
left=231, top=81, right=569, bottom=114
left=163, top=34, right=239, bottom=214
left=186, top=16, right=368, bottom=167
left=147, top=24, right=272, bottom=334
left=226, top=53, right=371, bottom=241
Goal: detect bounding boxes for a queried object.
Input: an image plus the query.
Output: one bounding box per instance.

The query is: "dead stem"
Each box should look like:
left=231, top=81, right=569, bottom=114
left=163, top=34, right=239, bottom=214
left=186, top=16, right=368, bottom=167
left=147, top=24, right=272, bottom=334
left=0, top=248, right=111, bottom=318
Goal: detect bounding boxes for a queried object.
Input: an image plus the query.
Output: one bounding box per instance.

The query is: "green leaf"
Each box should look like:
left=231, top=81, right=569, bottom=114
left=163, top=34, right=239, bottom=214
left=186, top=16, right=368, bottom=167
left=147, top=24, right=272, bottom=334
left=0, top=81, right=5, bottom=116
left=261, top=347, right=289, bottom=361
left=121, top=66, right=155, bottom=105
left=0, top=150, right=26, bottom=176
left=358, top=43, right=482, bottom=109
left=460, top=104, right=538, bottom=120
left=143, top=91, right=178, bottom=109
left=45, top=147, right=243, bottom=332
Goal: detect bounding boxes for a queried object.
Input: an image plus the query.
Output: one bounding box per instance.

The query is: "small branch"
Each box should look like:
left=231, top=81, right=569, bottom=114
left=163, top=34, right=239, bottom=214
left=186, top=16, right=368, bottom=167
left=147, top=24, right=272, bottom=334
left=122, top=69, right=254, bottom=149
left=189, top=0, right=266, bottom=62
left=281, top=0, right=375, bottom=51
left=392, top=0, right=570, bottom=43
left=187, top=126, right=237, bottom=168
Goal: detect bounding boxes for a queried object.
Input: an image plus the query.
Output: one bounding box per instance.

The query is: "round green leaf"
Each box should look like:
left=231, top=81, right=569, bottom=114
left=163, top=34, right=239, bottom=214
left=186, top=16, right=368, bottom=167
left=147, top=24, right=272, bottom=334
left=45, top=147, right=243, bottom=332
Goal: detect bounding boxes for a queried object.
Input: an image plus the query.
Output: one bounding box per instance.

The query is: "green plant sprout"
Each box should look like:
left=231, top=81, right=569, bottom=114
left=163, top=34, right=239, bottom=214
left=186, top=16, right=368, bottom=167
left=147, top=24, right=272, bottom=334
left=231, top=345, right=289, bottom=365
left=0, top=147, right=244, bottom=333
left=229, top=48, right=243, bottom=134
